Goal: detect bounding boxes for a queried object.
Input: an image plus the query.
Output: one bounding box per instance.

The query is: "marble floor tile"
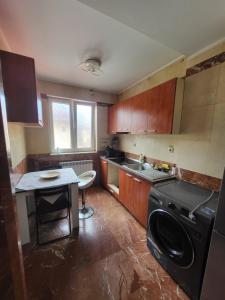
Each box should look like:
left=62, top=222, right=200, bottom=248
left=23, top=187, right=189, bottom=300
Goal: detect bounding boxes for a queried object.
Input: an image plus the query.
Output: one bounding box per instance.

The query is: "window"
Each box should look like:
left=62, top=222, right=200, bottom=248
left=50, top=98, right=96, bottom=153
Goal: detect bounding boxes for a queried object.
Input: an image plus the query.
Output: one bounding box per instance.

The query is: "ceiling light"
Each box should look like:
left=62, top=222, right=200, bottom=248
left=79, top=58, right=103, bottom=76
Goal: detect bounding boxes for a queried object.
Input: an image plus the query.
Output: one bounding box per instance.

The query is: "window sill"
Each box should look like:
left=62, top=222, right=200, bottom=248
left=50, top=151, right=97, bottom=156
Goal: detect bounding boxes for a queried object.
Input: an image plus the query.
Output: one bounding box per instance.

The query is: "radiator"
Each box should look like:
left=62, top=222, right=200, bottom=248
left=59, top=160, right=93, bottom=176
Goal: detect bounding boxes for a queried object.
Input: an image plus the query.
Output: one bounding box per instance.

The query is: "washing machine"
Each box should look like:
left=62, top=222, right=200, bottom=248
left=147, top=179, right=218, bottom=300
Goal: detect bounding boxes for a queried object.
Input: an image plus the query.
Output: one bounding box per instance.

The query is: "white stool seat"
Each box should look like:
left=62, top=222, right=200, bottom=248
left=78, top=170, right=96, bottom=220
left=78, top=170, right=96, bottom=190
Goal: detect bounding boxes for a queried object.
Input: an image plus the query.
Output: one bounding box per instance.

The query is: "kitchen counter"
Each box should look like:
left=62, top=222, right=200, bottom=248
left=100, top=156, right=175, bottom=183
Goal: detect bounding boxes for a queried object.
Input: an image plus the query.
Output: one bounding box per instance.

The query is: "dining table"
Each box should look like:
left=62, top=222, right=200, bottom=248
left=15, top=167, right=79, bottom=245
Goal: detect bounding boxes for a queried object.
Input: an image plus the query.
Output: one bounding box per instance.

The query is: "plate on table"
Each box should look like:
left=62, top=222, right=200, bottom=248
left=40, top=171, right=60, bottom=180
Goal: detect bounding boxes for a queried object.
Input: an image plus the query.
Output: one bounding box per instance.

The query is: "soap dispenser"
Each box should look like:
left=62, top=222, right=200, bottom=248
left=139, top=154, right=145, bottom=163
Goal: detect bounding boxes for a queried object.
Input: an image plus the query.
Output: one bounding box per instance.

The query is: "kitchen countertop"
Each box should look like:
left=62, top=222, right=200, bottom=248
left=100, top=156, right=175, bottom=184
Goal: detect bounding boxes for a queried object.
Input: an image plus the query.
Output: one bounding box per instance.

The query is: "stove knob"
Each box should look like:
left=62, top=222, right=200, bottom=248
left=168, top=202, right=176, bottom=210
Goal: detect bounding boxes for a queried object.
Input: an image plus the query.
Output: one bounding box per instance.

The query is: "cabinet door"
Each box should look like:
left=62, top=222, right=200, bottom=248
left=0, top=50, right=43, bottom=126
left=131, top=93, right=148, bottom=134
left=146, top=86, right=160, bottom=133
left=123, top=100, right=132, bottom=132
left=131, top=177, right=151, bottom=228
left=108, top=105, right=117, bottom=134
left=156, top=79, right=177, bottom=133
left=116, top=102, right=124, bottom=132
left=100, top=159, right=108, bottom=188
left=119, top=170, right=133, bottom=209
left=118, top=100, right=132, bottom=132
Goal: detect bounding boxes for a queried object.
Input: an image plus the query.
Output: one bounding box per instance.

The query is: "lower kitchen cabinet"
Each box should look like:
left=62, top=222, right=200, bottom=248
left=100, top=159, right=108, bottom=188
left=119, top=169, right=152, bottom=228
left=119, top=170, right=133, bottom=209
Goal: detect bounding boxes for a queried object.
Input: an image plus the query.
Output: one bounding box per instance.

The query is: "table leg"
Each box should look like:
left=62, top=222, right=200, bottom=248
left=70, top=183, right=79, bottom=229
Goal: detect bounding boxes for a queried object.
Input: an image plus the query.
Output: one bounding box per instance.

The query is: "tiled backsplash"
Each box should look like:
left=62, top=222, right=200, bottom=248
left=125, top=152, right=222, bottom=191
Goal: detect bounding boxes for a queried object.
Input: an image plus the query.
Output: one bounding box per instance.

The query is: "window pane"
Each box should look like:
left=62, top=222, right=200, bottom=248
left=52, top=102, right=71, bottom=150
left=77, top=104, right=92, bottom=149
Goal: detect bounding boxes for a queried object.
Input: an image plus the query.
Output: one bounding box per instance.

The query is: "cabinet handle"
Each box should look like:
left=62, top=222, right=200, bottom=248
left=133, top=177, right=141, bottom=183
left=147, top=129, right=157, bottom=133
left=126, top=173, right=132, bottom=177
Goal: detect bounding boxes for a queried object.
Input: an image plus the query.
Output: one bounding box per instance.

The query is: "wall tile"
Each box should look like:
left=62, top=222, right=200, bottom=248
left=180, top=105, right=215, bottom=139
left=216, top=62, right=225, bottom=104
left=183, top=65, right=220, bottom=109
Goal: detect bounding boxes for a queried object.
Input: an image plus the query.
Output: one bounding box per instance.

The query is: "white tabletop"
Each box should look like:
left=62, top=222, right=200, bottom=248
left=16, top=168, right=79, bottom=192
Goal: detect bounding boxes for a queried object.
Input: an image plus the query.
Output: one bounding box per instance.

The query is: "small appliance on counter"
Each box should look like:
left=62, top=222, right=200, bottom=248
left=104, top=146, right=125, bottom=159
left=147, top=179, right=218, bottom=300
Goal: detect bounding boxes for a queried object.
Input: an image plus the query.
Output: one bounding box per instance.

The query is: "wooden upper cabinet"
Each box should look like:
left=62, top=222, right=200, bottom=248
left=108, top=78, right=181, bottom=135
left=155, top=78, right=177, bottom=134
left=131, top=93, right=148, bottom=134
left=117, top=100, right=132, bottom=133
left=0, top=50, right=43, bottom=126
left=108, top=100, right=132, bottom=134
left=146, top=86, right=160, bottom=133
left=108, top=105, right=117, bottom=134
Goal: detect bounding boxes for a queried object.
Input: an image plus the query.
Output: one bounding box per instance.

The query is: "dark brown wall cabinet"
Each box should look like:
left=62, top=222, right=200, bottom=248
left=108, top=78, right=183, bottom=135
left=0, top=50, right=43, bottom=126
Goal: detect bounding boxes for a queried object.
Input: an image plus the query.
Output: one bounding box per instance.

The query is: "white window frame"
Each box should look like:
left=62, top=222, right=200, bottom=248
left=49, top=97, right=96, bottom=154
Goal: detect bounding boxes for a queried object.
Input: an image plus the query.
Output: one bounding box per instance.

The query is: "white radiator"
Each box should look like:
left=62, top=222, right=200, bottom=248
left=59, top=160, right=93, bottom=176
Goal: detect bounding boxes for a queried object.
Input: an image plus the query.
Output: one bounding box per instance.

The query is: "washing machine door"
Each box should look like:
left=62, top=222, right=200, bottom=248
left=149, top=209, right=194, bottom=268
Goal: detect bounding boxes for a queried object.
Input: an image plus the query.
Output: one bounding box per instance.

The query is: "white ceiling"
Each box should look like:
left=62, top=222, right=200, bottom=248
left=0, top=0, right=224, bottom=93
left=78, top=0, right=225, bottom=55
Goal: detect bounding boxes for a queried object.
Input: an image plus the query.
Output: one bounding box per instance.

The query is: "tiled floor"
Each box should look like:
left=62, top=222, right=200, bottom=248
left=23, top=187, right=189, bottom=300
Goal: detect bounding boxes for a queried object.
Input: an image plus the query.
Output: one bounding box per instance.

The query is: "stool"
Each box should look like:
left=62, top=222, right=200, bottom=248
left=78, top=170, right=96, bottom=219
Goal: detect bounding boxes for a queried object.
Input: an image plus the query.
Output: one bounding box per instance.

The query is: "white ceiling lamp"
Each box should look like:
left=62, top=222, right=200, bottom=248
left=79, top=58, right=103, bottom=76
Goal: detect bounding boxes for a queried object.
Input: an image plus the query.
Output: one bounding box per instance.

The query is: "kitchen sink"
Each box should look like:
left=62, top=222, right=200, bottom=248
left=123, top=163, right=145, bottom=171
left=107, top=157, right=139, bottom=165
left=106, top=156, right=174, bottom=182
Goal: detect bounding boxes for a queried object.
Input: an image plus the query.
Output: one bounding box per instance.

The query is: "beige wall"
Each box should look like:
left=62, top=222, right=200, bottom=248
left=39, top=80, right=117, bottom=104
left=7, top=124, right=26, bottom=167
left=119, top=61, right=225, bottom=179
left=1, top=30, right=27, bottom=168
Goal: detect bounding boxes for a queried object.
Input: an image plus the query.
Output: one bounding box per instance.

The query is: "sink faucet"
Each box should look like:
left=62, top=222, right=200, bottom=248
left=139, top=154, right=145, bottom=163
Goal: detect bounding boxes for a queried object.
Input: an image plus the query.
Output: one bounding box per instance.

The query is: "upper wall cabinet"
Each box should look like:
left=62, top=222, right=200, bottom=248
left=108, top=104, right=117, bottom=134
left=108, top=99, right=132, bottom=133
left=0, top=50, right=43, bottom=126
left=108, top=78, right=184, bottom=135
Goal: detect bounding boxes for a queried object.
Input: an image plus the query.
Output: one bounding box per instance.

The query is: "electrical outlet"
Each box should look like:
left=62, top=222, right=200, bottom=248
left=168, top=145, right=174, bottom=153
